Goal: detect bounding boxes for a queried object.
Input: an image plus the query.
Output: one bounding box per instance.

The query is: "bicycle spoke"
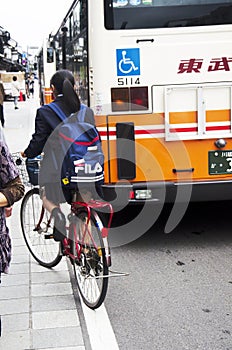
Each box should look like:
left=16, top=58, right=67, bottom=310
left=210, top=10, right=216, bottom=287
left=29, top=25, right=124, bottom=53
left=20, top=188, right=62, bottom=268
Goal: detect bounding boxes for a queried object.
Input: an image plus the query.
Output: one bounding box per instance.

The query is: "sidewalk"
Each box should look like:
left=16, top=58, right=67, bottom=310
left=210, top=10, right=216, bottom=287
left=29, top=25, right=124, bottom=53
left=0, top=94, right=87, bottom=349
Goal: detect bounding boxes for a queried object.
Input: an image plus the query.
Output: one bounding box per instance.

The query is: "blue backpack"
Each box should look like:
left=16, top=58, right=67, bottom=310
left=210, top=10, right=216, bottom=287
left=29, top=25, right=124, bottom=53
left=48, top=103, right=104, bottom=190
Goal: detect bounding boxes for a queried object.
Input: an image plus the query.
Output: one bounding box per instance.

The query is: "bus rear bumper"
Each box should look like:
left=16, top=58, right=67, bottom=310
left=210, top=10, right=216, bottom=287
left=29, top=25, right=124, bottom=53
left=102, top=179, right=232, bottom=206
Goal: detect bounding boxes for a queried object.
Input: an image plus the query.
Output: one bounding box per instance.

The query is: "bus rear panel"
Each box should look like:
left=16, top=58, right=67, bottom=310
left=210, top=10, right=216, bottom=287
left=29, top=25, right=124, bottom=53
left=45, top=0, right=232, bottom=205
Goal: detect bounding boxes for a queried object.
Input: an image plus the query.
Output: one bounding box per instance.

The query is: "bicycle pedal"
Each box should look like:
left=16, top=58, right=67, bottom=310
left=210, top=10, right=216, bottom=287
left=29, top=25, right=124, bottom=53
left=44, top=234, right=54, bottom=239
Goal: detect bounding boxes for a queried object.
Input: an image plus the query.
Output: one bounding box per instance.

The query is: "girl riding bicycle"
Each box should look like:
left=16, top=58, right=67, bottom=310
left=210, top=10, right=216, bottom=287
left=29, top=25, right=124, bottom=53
left=21, top=70, right=97, bottom=241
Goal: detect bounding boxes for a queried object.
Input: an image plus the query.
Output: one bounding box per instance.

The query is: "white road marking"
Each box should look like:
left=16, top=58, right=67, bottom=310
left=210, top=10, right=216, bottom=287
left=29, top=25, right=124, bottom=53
left=80, top=297, right=119, bottom=350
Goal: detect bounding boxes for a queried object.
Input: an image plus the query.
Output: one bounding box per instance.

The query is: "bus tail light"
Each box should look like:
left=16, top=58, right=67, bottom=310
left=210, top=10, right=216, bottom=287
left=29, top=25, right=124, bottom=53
left=111, top=87, right=148, bottom=112
left=131, top=87, right=148, bottom=110
left=111, top=88, right=129, bottom=111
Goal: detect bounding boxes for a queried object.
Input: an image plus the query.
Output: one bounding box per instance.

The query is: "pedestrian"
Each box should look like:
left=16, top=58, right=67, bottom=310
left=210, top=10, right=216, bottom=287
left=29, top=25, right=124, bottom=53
left=0, top=138, right=25, bottom=275
left=29, top=75, right=34, bottom=98
left=0, top=137, right=25, bottom=335
left=21, top=69, right=96, bottom=241
left=0, top=80, right=5, bottom=127
left=25, top=76, right=30, bottom=99
left=11, top=76, right=20, bottom=109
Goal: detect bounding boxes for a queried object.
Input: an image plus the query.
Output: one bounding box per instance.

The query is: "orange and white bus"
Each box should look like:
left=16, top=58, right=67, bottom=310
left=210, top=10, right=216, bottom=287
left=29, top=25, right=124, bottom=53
left=37, top=41, right=56, bottom=105
left=39, top=0, right=232, bottom=212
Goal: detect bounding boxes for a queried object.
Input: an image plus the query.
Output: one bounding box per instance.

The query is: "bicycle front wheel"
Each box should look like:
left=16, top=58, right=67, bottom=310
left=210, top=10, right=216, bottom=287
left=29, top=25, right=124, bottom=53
left=20, top=188, right=62, bottom=268
left=72, top=209, right=109, bottom=309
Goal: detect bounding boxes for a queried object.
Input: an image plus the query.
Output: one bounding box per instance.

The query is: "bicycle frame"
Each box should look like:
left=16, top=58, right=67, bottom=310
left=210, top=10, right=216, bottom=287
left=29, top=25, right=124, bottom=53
left=63, top=200, right=113, bottom=267
left=20, top=185, right=128, bottom=308
left=34, top=206, right=53, bottom=235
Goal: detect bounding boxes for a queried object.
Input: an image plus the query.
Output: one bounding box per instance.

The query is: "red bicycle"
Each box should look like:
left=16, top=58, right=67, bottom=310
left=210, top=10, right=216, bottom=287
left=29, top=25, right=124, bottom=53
left=13, top=153, right=116, bottom=309
left=20, top=186, right=114, bottom=309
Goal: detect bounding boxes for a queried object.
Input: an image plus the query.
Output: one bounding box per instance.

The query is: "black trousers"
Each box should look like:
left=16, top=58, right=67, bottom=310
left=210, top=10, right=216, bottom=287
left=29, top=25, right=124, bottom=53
left=0, top=105, right=4, bottom=127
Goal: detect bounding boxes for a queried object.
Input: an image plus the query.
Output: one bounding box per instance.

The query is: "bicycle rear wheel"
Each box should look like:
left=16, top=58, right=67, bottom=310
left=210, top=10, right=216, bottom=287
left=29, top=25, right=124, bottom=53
left=71, top=209, right=109, bottom=309
left=20, top=187, right=62, bottom=268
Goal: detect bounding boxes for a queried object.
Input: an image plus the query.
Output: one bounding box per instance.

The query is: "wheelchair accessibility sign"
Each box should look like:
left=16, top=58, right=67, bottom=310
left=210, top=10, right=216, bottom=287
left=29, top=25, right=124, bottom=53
left=116, top=48, right=140, bottom=76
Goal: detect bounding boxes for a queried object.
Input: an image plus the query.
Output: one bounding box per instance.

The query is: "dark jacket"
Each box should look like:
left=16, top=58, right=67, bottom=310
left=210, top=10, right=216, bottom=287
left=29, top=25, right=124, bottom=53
left=24, top=96, right=95, bottom=185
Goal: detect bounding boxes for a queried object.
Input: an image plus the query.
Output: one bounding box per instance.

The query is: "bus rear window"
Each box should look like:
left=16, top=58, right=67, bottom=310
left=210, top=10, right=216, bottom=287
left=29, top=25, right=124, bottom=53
left=104, top=0, right=232, bottom=29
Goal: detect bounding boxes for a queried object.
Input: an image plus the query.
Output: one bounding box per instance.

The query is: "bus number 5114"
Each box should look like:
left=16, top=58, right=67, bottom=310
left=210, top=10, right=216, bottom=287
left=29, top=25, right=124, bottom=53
left=117, top=77, right=140, bottom=86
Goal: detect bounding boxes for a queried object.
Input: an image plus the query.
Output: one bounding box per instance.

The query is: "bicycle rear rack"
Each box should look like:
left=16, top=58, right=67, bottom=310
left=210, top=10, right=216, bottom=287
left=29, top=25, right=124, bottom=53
left=71, top=199, right=114, bottom=238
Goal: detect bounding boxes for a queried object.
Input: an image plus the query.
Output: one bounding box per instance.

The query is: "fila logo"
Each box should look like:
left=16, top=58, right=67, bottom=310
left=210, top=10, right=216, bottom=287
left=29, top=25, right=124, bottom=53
left=74, top=159, right=103, bottom=174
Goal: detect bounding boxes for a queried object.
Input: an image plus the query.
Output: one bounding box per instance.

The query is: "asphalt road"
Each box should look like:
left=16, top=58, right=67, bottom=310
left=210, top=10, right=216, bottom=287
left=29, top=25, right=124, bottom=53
left=106, top=201, right=232, bottom=350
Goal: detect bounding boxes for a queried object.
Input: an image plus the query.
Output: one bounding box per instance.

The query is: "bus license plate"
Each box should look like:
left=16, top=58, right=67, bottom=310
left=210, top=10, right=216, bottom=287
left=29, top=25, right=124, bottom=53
left=209, top=150, right=232, bottom=175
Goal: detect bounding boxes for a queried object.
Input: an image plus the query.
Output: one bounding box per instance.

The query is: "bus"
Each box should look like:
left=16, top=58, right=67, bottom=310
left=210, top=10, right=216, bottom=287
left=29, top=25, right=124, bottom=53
left=38, top=0, right=232, bottom=219
left=37, top=40, right=56, bottom=105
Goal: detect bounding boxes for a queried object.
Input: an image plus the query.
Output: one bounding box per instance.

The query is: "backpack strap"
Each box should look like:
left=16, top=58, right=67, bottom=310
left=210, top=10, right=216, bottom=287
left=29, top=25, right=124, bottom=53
left=48, top=103, right=87, bottom=122
left=48, top=103, right=66, bottom=122
left=78, top=104, right=87, bottom=123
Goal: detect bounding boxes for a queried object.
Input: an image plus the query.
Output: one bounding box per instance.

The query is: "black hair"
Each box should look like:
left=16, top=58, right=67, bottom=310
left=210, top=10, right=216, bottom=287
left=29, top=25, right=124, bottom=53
left=50, top=69, right=80, bottom=113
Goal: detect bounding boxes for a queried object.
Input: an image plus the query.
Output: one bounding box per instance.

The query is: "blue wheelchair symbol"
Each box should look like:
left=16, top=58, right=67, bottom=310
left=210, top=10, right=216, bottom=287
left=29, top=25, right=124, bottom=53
left=116, top=48, right=140, bottom=76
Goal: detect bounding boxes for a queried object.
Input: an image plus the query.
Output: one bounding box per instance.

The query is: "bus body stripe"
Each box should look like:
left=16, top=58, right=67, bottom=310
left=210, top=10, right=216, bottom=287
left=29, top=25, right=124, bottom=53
left=98, top=122, right=231, bottom=139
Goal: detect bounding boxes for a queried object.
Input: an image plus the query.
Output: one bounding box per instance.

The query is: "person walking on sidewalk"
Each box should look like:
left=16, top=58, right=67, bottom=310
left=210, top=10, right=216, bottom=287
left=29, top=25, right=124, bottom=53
left=25, top=76, right=30, bottom=99
left=0, top=138, right=25, bottom=275
left=0, top=81, right=5, bottom=127
left=11, top=76, right=20, bottom=110
left=0, top=138, right=25, bottom=335
left=29, top=75, right=35, bottom=98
